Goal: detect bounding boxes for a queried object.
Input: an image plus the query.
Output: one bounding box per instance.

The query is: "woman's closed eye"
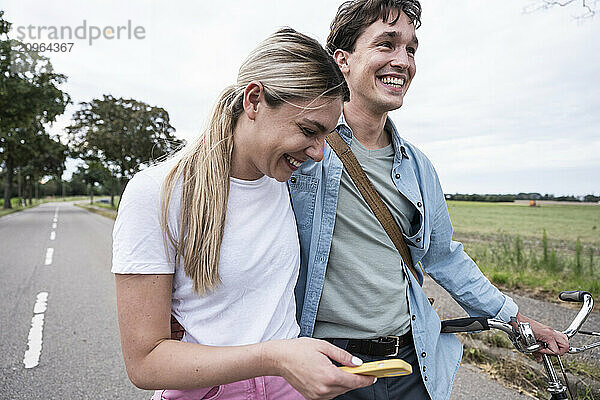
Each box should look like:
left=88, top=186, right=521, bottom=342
left=298, top=124, right=317, bottom=137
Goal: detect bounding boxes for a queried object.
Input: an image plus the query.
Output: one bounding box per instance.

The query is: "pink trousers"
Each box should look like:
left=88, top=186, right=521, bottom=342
left=151, top=376, right=304, bottom=400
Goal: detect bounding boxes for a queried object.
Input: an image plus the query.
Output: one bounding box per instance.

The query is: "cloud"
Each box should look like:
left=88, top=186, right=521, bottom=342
left=4, top=0, right=599, bottom=194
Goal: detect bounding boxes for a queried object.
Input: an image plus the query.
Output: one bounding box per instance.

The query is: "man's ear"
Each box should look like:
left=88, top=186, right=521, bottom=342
left=242, top=81, right=264, bottom=120
left=333, top=49, right=350, bottom=74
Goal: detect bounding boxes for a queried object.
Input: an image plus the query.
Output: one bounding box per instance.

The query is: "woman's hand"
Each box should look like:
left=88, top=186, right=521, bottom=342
left=261, top=337, right=375, bottom=400
left=116, top=274, right=373, bottom=394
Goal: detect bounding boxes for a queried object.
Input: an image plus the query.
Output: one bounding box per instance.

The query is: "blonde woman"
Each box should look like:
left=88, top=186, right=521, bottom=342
left=112, top=28, right=375, bottom=400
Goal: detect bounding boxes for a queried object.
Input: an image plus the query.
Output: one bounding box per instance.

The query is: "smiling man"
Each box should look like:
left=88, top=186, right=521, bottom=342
left=288, top=1, right=569, bottom=399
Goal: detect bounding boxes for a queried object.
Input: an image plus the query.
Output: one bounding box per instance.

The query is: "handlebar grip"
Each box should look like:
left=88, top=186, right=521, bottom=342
left=440, top=317, right=489, bottom=333
left=559, top=291, right=591, bottom=302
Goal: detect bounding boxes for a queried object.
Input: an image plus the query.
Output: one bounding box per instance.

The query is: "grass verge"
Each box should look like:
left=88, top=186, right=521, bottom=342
left=461, top=333, right=600, bottom=399
left=74, top=203, right=117, bottom=220
left=463, top=236, right=600, bottom=300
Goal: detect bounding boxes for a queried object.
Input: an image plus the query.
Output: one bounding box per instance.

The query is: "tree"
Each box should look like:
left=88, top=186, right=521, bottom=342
left=67, top=95, right=184, bottom=206
left=73, top=160, right=112, bottom=205
left=0, top=11, right=70, bottom=208
left=523, top=0, right=597, bottom=19
left=17, top=123, right=68, bottom=204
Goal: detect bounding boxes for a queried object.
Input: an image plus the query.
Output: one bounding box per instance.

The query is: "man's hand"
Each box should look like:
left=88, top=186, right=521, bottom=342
left=512, top=312, right=569, bottom=361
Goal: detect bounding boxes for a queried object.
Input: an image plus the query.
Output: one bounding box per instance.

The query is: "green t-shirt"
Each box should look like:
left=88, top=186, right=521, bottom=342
left=313, top=138, right=418, bottom=339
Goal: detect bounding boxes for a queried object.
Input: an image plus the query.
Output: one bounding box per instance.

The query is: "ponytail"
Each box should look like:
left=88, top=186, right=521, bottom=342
left=160, top=85, right=243, bottom=294
left=160, top=28, right=347, bottom=295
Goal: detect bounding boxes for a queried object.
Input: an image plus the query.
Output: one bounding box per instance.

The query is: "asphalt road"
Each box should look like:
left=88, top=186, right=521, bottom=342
left=2, top=201, right=578, bottom=399
left=0, top=202, right=150, bottom=399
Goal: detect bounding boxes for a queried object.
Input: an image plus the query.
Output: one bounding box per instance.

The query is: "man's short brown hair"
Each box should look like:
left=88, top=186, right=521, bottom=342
left=327, top=0, right=422, bottom=53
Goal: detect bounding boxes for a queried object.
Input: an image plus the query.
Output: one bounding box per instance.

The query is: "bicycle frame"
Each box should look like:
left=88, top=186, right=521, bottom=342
left=441, top=291, right=597, bottom=400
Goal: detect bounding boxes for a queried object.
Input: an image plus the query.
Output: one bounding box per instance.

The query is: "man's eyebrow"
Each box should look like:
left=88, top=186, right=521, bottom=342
left=372, top=31, right=397, bottom=42
left=371, top=31, right=419, bottom=47
left=411, top=35, right=419, bottom=47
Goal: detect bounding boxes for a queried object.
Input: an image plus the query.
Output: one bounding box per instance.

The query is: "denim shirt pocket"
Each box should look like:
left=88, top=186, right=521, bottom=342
left=288, top=174, right=319, bottom=232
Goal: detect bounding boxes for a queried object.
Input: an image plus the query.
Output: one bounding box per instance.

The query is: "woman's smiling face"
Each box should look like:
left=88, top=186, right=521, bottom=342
left=233, top=84, right=343, bottom=182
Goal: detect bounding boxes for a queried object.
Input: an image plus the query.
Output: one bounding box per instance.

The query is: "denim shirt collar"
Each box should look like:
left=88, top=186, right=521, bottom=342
left=336, top=111, right=410, bottom=163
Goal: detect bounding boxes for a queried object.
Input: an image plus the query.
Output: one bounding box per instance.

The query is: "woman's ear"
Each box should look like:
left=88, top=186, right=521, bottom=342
left=242, top=81, right=264, bottom=120
left=333, top=49, right=350, bottom=74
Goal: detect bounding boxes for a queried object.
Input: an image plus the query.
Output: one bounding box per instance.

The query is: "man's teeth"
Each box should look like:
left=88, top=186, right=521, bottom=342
left=285, top=154, right=302, bottom=167
left=381, top=76, right=405, bottom=87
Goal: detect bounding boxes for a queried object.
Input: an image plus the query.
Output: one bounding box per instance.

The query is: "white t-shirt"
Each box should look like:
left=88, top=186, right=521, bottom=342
left=112, top=160, right=301, bottom=345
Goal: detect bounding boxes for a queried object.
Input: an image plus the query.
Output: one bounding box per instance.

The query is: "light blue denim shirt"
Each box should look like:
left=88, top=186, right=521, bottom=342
left=288, top=114, right=519, bottom=400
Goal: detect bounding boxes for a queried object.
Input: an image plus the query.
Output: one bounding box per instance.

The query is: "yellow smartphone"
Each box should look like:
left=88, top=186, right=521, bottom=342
left=339, top=358, right=412, bottom=378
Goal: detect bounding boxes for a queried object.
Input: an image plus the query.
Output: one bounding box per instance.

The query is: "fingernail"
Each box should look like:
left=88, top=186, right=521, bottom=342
left=373, top=378, right=378, bottom=384
left=351, top=356, right=363, bottom=366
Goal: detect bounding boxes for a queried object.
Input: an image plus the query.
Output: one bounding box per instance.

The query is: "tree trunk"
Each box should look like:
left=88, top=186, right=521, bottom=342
left=3, top=157, right=13, bottom=209
left=109, top=177, right=118, bottom=208
left=28, top=178, right=33, bottom=206
left=17, top=169, right=24, bottom=207
left=56, top=176, right=63, bottom=198
left=89, top=183, right=94, bottom=205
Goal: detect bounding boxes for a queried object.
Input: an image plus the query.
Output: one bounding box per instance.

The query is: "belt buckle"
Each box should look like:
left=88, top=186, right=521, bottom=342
left=383, top=335, right=400, bottom=357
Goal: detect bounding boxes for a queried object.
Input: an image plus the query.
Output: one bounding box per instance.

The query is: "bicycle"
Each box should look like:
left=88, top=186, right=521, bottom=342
left=441, top=291, right=600, bottom=400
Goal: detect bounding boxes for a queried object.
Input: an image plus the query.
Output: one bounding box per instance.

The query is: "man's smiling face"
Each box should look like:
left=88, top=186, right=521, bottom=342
left=340, top=10, right=418, bottom=115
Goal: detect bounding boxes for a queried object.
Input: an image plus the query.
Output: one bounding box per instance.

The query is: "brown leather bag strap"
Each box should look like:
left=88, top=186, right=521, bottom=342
left=325, top=131, right=422, bottom=286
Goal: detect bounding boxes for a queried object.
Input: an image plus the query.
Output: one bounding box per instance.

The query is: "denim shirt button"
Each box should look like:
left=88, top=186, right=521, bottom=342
left=416, top=238, right=421, bottom=243
left=290, top=177, right=296, bottom=183
left=421, top=352, right=427, bottom=358
left=417, top=201, right=422, bottom=207
left=424, top=376, right=428, bottom=381
left=412, top=315, right=416, bottom=321
left=395, top=173, right=400, bottom=179
left=423, top=366, right=427, bottom=372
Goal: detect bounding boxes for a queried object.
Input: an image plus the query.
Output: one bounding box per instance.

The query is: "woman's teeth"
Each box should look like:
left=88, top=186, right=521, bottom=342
left=285, top=154, right=302, bottom=167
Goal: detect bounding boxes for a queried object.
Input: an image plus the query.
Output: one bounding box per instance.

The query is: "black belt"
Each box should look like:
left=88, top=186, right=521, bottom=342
left=325, top=330, right=413, bottom=357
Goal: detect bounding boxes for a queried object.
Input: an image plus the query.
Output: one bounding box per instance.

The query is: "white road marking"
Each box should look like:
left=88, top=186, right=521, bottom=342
left=51, top=222, right=57, bottom=229
left=53, top=217, right=57, bottom=223
left=54, top=207, right=59, bottom=218
left=23, top=292, right=48, bottom=369
left=50, top=231, right=56, bottom=241
left=33, top=292, right=48, bottom=314
left=44, top=248, right=54, bottom=265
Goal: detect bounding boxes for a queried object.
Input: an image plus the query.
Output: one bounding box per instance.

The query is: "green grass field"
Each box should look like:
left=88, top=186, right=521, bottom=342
left=448, top=201, right=600, bottom=247
left=447, top=201, right=600, bottom=298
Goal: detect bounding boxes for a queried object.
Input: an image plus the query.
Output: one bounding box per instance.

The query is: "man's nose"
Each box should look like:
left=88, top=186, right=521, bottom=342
left=391, top=47, right=410, bottom=69
left=306, top=135, right=325, bottom=162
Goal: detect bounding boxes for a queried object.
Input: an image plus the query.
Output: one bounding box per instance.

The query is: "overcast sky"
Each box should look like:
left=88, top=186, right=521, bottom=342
left=3, top=0, right=599, bottom=195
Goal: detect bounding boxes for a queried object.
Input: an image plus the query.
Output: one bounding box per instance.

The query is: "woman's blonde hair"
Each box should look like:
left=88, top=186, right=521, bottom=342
left=160, top=28, right=348, bottom=295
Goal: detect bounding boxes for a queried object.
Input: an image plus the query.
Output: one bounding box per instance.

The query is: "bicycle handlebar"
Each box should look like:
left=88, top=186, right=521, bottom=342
left=440, top=317, right=489, bottom=333
left=440, top=291, right=595, bottom=352
left=559, top=290, right=591, bottom=303
left=440, top=291, right=596, bottom=399
left=559, top=291, right=593, bottom=339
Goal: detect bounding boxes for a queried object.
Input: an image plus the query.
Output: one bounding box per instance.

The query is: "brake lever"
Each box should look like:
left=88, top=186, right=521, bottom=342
left=509, top=321, right=544, bottom=354
left=568, top=341, right=600, bottom=354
